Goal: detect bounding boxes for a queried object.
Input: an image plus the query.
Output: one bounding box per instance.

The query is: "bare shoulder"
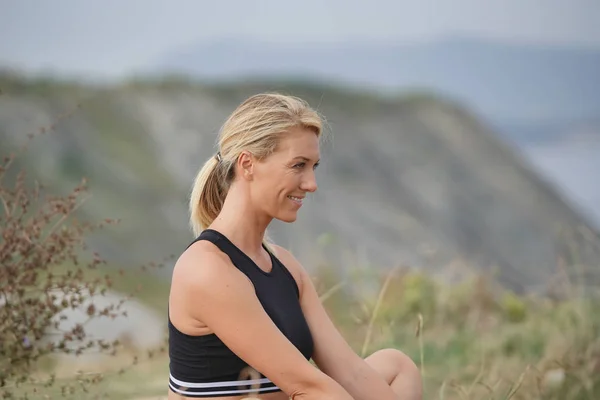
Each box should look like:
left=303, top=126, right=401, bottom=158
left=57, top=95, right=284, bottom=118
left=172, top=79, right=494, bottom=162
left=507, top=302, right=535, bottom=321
left=171, top=240, right=246, bottom=290
left=168, top=240, right=254, bottom=334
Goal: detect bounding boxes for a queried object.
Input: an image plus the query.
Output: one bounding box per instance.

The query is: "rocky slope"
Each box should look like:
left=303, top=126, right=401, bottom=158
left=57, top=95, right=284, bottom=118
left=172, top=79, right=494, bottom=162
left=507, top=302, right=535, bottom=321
left=1, top=72, right=598, bottom=293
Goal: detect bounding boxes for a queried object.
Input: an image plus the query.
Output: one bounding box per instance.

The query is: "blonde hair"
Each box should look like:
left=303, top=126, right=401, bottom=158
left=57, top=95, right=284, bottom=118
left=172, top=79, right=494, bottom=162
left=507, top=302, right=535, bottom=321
left=189, top=93, right=323, bottom=237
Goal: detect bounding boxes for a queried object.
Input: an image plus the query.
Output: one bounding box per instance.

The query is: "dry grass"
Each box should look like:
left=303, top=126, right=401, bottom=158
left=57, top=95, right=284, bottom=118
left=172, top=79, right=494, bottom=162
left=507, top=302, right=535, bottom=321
left=311, top=265, right=600, bottom=400
left=10, top=263, right=597, bottom=400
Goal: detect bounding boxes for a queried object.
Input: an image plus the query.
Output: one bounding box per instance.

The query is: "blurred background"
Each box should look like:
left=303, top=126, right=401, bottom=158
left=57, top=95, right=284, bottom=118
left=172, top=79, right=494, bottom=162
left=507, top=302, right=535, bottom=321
left=1, top=1, right=599, bottom=399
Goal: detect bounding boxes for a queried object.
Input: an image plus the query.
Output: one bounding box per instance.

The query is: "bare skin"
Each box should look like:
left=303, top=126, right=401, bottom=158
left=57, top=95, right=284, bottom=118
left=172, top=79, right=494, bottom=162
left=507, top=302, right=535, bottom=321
left=168, top=127, right=423, bottom=400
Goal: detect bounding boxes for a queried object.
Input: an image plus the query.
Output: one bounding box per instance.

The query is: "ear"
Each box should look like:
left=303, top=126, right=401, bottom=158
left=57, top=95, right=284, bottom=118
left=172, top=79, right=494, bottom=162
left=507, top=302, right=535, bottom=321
left=237, top=150, right=255, bottom=180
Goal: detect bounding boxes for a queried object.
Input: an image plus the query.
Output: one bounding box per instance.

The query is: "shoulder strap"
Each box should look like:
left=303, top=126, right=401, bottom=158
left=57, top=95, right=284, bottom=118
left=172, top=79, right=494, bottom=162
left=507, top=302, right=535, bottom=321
left=186, top=229, right=239, bottom=259
left=186, top=229, right=217, bottom=250
left=187, top=229, right=271, bottom=280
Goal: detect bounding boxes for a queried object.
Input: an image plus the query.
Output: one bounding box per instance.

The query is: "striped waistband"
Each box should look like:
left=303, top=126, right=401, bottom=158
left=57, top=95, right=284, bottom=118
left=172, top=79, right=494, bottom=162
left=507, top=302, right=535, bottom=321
left=168, top=373, right=281, bottom=398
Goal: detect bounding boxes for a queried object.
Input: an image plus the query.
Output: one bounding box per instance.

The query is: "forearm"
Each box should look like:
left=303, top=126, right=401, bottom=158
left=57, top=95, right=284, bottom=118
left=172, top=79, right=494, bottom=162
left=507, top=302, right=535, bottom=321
left=337, top=363, right=398, bottom=400
left=289, top=372, right=354, bottom=400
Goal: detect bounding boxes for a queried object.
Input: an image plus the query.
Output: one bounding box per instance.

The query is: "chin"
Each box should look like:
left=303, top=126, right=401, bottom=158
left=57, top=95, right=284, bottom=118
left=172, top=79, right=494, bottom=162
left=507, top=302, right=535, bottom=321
left=275, top=212, right=299, bottom=223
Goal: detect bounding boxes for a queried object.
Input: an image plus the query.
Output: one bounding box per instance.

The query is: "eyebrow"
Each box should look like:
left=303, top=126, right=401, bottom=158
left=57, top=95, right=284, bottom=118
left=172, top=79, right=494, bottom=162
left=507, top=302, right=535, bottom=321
left=293, top=156, right=320, bottom=162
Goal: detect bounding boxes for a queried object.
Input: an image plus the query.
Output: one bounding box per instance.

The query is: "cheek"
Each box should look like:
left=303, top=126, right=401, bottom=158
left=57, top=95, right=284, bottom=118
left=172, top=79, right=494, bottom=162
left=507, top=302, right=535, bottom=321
left=253, top=166, right=297, bottom=200
left=254, top=170, right=282, bottom=196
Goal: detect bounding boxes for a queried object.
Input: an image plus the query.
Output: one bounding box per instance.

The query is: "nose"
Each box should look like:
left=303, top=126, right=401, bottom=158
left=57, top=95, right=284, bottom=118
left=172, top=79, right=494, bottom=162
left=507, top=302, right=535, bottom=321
left=300, top=171, right=318, bottom=193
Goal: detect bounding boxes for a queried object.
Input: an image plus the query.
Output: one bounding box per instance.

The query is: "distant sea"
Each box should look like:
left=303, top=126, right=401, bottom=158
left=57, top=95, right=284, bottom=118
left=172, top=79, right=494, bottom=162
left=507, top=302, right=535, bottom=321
left=521, top=138, right=600, bottom=230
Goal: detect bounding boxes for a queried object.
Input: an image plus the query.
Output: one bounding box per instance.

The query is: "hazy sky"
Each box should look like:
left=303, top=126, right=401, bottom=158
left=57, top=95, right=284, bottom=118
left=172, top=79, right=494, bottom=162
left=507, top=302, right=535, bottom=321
left=1, top=0, right=599, bottom=79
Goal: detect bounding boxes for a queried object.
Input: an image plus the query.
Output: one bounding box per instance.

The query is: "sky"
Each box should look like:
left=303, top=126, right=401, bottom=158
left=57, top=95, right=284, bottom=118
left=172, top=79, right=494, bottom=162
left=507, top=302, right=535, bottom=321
left=1, top=0, right=599, bottom=226
left=1, top=0, right=600, bottom=79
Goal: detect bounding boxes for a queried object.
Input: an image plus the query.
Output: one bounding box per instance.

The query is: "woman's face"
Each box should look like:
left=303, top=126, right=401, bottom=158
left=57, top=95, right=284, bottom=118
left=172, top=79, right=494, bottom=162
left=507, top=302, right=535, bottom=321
left=249, top=126, right=321, bottom=223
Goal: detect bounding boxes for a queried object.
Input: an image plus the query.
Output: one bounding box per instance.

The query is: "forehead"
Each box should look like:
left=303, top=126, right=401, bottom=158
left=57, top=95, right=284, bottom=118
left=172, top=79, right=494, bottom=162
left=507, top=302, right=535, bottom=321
left=275, top=127, right=321, bottom=159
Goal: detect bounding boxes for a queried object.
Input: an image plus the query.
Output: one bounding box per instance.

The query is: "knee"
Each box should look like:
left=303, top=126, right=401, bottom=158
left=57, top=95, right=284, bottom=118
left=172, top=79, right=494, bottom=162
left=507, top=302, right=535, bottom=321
left=374, top=348, right=421, bottom=379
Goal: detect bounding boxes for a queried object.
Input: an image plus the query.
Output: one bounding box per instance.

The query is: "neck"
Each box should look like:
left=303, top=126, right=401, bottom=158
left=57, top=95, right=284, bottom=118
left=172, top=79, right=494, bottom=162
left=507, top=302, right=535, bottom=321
left=208, top=183, right=272, bottom=256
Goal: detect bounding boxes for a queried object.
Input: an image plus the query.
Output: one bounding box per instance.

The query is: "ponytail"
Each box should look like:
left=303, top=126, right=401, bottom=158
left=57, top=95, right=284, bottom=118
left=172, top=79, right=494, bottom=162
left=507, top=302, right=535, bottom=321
left=189, top=154, right=228, bottom=236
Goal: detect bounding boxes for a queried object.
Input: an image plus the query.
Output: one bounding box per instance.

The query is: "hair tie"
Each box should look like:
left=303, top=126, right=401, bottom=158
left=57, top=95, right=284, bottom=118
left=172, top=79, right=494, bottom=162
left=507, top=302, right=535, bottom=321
left=214, top=152, right=222, bottom=162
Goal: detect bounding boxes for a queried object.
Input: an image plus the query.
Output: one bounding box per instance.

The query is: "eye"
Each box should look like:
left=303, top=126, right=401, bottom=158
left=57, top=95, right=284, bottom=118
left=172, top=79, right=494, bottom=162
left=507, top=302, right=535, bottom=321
left=292, top=161, right=320, bottom=170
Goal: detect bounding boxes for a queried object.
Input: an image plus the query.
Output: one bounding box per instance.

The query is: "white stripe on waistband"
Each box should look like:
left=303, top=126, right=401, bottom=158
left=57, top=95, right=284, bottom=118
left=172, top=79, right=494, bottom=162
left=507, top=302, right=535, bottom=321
left=169, top=373, right=274, bottom=389
left=169, top=382, right=281, bottom=396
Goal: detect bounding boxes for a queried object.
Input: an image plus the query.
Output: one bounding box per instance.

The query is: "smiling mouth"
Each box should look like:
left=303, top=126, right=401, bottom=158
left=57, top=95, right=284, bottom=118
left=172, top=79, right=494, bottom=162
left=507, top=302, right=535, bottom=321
left=287, top=195, right=304, bottom=205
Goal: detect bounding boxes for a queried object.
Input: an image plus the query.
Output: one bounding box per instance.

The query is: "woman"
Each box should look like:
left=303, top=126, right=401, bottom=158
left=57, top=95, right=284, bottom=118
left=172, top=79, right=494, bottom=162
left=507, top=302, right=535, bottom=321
left=167, top=93, right=423, bottom=400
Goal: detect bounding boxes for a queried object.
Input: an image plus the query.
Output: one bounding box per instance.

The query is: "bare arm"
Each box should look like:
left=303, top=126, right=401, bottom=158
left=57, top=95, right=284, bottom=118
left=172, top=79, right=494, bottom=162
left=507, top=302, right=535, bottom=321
left=272, top=245, right=399, bottom=400
left=169, top=243, right=353, bottom=400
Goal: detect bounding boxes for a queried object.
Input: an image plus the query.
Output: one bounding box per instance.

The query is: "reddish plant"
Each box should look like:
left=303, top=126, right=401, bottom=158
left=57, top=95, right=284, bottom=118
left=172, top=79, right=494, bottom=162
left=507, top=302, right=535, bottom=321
left=0, top=108, right=144, bottom=398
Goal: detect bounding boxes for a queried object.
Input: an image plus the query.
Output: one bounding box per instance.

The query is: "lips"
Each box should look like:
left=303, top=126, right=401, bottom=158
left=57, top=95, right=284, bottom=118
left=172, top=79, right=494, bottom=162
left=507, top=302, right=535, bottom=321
left=287, top=195, right=304, bottom=205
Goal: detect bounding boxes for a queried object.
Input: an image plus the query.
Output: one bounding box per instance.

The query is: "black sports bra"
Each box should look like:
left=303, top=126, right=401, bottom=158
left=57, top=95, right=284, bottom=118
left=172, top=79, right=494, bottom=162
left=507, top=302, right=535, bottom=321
left=168, top=229, right=314, bottom=398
